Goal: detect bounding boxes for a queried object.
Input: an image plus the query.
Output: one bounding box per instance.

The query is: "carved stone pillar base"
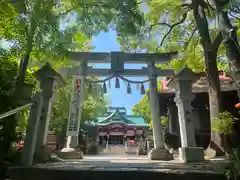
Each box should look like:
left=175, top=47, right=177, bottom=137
left=148, top=148, right=173, bottom=161
left=59, top=148, right=83, bottom=159
left=179, top=147, right=204, bottom=163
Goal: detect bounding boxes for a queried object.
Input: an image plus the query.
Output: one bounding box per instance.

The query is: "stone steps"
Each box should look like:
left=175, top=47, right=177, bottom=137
left=103, top=145, right=131, bottom=155
left=7, top=167, right=226, bottom=180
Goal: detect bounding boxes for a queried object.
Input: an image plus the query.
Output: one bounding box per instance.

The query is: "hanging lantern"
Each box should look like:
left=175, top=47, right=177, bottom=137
left=108, top=80, right=111, bottom=89
left=140, top=83, right=145, bottom=95
left=103, top=82, right=107, bottom=94
left=115, top=77, right=120, bottom=88
left=127, top=83, right=132, bottom=94
left=88, top=83, right=92, bottom=94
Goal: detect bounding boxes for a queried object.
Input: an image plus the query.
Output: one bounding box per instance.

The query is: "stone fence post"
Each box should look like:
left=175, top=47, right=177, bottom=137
left=170, top=67, right=204, bottom=163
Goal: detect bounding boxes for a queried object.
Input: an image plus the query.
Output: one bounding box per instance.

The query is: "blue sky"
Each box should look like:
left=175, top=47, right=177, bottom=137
left=91, top=30, right=148, bottom=115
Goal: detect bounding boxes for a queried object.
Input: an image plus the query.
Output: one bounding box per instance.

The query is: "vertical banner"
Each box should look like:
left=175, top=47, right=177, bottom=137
left=66, top=75, right=84, bottom=136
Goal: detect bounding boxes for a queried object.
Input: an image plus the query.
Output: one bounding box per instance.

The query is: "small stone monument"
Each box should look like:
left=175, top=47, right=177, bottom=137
left=169, top=67, right=204, bottom=163
left=34, top=63, right=65, bottom=162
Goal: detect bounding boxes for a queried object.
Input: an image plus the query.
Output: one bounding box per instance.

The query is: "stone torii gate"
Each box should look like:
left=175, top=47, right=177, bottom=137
left=60, top=51, right=178, bottom=160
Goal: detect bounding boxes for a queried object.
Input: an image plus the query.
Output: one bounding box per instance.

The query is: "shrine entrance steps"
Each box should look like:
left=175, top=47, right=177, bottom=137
left=102, top=145, right=138, bottom=155
left=7, top=156, right=228, bottom=180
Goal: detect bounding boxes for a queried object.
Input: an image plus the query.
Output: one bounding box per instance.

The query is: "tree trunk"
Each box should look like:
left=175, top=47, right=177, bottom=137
left=207, top=56, right=225, bottom=156
left=211, top=0, right=240, bottom=100
left=15, top=53, right=30, bottom=96
left=18, top=54, right=30, bottom=84
left=192, top=0, right=224, bottom=157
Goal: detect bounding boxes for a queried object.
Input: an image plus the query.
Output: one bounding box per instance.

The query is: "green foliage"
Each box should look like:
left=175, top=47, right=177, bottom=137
left=161, top=116, right=168, bottom=126
left=50, top=76, right=108, bottom=136
left=132, top=90, right=168, bottom=128
left=132, top=94, right=151, bottom=123
left=0, top=0, right=144, bottom=64
left=128, top=0, right=231, bottom=133
left=212, top=111, right=236, bottom=135
left=225, top=148, right=240, bottom=180
left=0, top=53, right=19, bottom=161
left=117, top=0, right=229, bottom=72
left=0, top=50, right=39, bottom=162
left=149, top=116, right=168, bottom=129
left=132, top=81, right=163, bottom=126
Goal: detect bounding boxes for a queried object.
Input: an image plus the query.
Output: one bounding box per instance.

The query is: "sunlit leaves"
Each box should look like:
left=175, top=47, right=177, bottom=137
left=132, top=94, right=151, bottom=123
left=212, top=111, right=236, bottom=135
left=146, top=0, right=182, bottom=24
left=0, top=1, right=18, bottom=37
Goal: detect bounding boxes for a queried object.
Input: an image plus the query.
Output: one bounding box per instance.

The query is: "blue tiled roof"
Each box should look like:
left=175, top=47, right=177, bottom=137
left=92, top=109, right=149, bottom=127
left=126, top=116, right=147, bottom=124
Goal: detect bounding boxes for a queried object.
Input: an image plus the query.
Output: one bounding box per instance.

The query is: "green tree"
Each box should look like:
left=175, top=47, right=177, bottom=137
left=0, top=53, right=19, bottom=161
left=209, top=0, right=240, bottom=100
left=132, top=94, right=151, bottom=123
left=0, top=0, right=144, bottom=85
left=0, top=50, right=37, bottom=163
left=123, top=0, right=238, bottom=157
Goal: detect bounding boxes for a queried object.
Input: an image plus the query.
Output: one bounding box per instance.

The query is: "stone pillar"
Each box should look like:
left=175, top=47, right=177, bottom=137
left=167, top=104, right=180, bottom=136
left=60, top=61, right=86, bottom=159
left=173, top=67, right=204, bottom=163
left=147, top=140, right=150, bottom=152
left=36, top=78, right=56, bottom=149
left=34, top=63, right=65, bottom=160
left=21, top=92, right=43, bottom=166
left=148, top=62, right=173, bottom=160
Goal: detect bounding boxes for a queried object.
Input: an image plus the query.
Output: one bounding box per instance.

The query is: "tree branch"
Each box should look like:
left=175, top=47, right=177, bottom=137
left=184, top=28, right=197, bottom=52
left=136, top=0, right=149, bottom=5
left=211, top=32, right=223, bottom=56
left=158, top=12, right=188, bottom=48
left=58, top=8, right=74, bottom=16
left=148, top=22, right=171, bottom=32
left=181, top=3, right=193, bottom=9
left=229, top=12, right=240, bottom=20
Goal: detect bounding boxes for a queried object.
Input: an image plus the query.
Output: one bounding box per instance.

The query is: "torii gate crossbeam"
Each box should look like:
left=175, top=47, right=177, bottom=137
left=69, top=51, right=178, bottom=64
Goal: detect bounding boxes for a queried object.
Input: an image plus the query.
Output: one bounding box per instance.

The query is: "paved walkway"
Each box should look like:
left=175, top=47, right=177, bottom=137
left=34, top=154, right=228, bottom=174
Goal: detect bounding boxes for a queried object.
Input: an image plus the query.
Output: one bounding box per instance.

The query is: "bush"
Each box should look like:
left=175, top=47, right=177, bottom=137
left=87, top=142, right=99, bottom=155
left=225, top=148, right=240, bottom=180
left=212, top=111, right=236, bottom=135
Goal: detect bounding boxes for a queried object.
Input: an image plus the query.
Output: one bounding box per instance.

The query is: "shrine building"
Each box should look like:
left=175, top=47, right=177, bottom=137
left=87, top=107, right=149, bottom=145
left=157, top=71, right=240, bottom=148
